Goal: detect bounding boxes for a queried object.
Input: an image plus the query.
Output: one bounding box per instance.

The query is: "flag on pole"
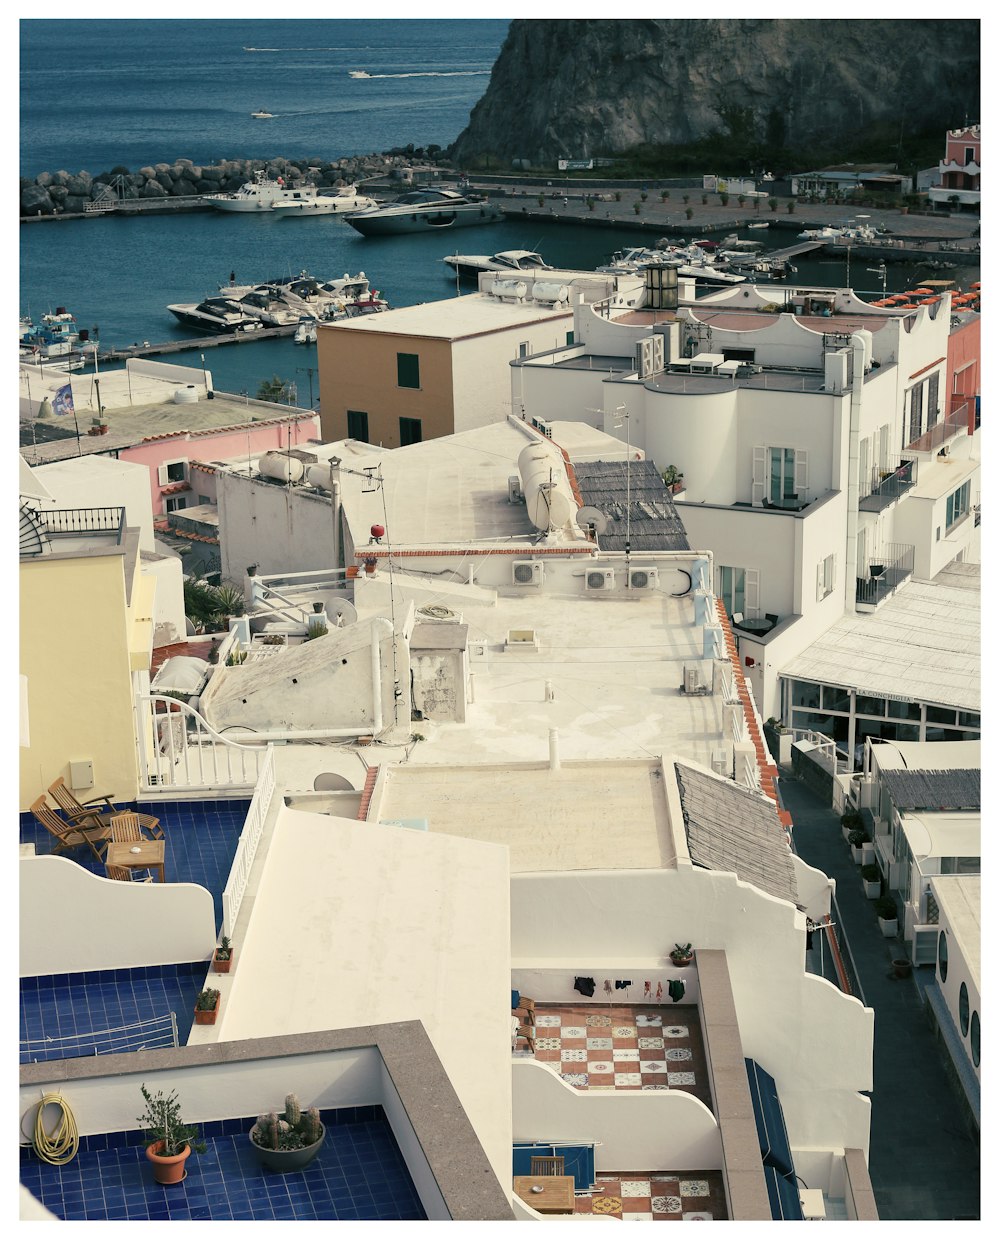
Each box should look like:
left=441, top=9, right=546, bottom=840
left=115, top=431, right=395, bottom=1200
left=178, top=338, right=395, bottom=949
left=52, top=383, right=75, bottom=417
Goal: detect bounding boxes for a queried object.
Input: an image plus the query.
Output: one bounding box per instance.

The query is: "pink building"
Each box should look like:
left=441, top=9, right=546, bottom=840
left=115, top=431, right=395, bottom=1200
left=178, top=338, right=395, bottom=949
left=119, top=412, right=321, bottom=517
left=928, top=125, right=980, bottom=210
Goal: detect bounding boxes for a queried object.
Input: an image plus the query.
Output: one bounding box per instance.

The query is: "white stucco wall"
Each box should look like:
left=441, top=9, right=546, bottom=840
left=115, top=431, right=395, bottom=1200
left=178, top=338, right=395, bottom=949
left=512, top=1061, right=723, bottom=1171
left=141, top=551, right=187, bottom=647
left=510, top=866, right=873, bottom=1159
left=20, top=855, right=216, bottom=976
left=35, top=455, right=156, bottom=551
left=217, top=471, right=339, bottom=580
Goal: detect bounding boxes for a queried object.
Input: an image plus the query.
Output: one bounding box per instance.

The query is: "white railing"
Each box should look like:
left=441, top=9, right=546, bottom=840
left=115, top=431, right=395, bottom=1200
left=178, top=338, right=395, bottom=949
left=136, top=693, right=267, bottom=793
left=739, top=750, right=761, bottom=791
left=20, top=1011, right=178, bottom=1063
left=221, top=746, right=275, bottom=939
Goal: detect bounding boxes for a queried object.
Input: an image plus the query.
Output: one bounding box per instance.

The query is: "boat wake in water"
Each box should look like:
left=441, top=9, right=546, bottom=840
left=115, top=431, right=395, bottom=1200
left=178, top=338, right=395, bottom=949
left=349, top=69, right=490, bottom=79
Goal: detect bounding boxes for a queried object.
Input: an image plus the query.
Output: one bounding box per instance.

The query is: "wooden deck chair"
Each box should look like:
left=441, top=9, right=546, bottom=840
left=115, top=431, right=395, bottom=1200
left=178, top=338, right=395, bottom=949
left=529, top=1156, right=565, bottom=1177
left=105, top=864, right=153, bottom=884
left=48, top=777, right=120, bottom=832
left=108, top=811, right=163, bottom=843
left=30, top=796, right=108, bottom=863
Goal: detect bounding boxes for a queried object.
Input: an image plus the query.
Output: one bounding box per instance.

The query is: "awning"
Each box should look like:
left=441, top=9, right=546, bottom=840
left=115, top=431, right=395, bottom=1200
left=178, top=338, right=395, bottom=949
left=745, top=1058, right=794, bottom=1175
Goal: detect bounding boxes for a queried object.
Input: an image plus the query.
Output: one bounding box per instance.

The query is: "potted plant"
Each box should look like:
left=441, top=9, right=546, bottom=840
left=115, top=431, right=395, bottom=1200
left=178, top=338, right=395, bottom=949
left=874, top=897, right=898, bottom=938
left=841, top=811, right=863, bottom=843
left=861, top=864, right=881, bottom=899
left=249, top=1094, right=326, bottom=1172
left=138, top=1084, right=206, bottom=1185
left=212, top=936, right=234, bottom=974
left=194, top=987, right=221, bottom=1025
left=662, top=464, right=684, bottom=494
left=669, top=942, right=694, bottom=967
left=848, top=828, right=870, bottom=863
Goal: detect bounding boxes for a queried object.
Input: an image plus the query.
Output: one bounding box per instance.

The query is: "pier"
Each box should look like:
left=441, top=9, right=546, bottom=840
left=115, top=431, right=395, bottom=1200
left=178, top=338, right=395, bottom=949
left=96, top=323, right=300, bottom=362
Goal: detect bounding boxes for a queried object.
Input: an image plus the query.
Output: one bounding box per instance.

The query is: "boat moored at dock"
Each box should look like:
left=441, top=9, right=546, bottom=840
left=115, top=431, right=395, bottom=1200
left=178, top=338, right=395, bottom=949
left=166, top=297, right=265, bottom=333
left=442, top=249, right=552, bottom=279
left=209, top=169, right=375, bottom=215
left=344, top=188, right=504, bottom=236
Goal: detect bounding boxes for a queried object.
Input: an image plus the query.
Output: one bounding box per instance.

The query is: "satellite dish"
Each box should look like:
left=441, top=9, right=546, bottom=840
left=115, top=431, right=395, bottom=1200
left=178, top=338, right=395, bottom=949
left=313, top=772, right=356, bottom=792
left=325, top=598, right=358, bottom=627
left=576, top=505, right=609, bottom=535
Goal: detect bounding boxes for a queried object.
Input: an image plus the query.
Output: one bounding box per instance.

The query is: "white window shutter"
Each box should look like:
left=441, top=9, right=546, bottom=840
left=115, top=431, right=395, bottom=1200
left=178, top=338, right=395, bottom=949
left=816, top=560, right=825, bottom=602
left=157, top=464, right=169, bottom=486
left=744, top=568, right=760, bottom=617
left=831, top=554, right=837, bottom=591
left=751, top=446, right=767, bottom=506
left=794, top=449, right=808, bottom=494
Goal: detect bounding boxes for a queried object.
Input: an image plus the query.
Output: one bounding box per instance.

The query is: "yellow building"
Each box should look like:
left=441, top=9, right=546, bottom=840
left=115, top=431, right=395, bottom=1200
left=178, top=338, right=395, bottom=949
left=19, top=493, right=154, bottom=812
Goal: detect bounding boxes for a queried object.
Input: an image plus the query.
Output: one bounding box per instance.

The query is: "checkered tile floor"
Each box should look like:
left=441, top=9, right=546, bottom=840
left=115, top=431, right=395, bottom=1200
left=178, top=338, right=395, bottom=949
left=574, top=1172, right=727, bottom=1221
left=529, top=1004, right=712, bottom=1108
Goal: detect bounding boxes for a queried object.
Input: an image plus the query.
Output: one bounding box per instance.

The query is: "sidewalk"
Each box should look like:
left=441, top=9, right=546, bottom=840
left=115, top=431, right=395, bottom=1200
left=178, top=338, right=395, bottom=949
left=779, top=774, right=980, bottom=1221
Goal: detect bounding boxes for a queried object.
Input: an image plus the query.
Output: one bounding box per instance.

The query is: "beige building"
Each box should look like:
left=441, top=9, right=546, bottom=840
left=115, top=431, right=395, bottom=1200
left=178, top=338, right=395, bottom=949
left=316, top=272, right=641, bottom=448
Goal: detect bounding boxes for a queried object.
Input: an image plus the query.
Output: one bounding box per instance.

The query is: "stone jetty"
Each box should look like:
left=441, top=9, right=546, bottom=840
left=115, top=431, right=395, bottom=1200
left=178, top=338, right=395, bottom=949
left=19, top=152, right=417, bottom=218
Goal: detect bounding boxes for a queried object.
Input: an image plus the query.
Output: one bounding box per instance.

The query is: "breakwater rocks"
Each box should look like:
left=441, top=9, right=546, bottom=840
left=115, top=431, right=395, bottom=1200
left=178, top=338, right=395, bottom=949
left=20, top=153, right=412, bottom=218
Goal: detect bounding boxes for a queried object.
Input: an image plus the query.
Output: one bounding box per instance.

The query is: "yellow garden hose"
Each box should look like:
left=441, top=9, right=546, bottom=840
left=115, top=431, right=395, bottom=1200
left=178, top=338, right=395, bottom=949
left=24, top=1093, right=79, bottom=1165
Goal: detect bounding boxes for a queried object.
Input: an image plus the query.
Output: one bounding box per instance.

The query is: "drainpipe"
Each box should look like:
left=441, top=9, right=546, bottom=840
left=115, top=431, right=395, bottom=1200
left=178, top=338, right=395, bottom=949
left=329, top=472, right=342, bottom=571
left=845, top=336, right=865, bottom=612
left=549, top=728, right=560, bottom=771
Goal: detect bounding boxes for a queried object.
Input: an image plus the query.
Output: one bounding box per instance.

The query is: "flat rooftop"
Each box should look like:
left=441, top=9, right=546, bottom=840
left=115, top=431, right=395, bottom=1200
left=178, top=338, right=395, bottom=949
left=781, top=563, right=980, bottom=712
left=318, top=290, right=572, bottom=339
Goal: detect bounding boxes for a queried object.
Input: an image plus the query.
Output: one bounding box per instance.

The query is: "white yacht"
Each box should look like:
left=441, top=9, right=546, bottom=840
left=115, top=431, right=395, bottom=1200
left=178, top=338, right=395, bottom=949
left=166, top=298, right=265, bottom=334
left=210, top=170, right=373, bottom=215
left=344, top=188, right=504, bottom=236
left=270, top=185, right=377, bottom=216
left=442, top=249, right=552, bottom=279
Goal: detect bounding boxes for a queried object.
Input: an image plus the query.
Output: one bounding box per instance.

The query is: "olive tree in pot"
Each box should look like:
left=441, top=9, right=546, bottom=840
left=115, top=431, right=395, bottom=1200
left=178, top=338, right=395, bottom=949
left=250, top=1094, right=326, bottom=1172
left=138, top=1085, right=206, bottom=1185
left=874, top=896, right=899, bottom=938
left=841, top=811, right=863, bottom=843
left=848, top=828, right=871, bottom=863
left=860, top=864, right=881, bottom=899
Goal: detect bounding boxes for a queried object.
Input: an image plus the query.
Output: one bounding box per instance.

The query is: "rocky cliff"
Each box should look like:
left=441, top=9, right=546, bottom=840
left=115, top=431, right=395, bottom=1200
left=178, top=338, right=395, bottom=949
left=450, top=19, right=980, bottom=165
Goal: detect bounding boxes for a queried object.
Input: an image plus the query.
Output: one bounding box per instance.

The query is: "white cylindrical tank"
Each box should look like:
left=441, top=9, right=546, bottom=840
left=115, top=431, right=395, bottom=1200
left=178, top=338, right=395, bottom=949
left=518, top=442, right=575, bottom=531
left=531, top=282, right=570, bottom=305
left=306, top=462, right=332, bottom=491
left=259, top=451, right=305, bottom=483
left=491, top=279, right=527, bottom=301
left=173, top=385, right=199, bottom=404
left=854, top=328, right=873, bottom=372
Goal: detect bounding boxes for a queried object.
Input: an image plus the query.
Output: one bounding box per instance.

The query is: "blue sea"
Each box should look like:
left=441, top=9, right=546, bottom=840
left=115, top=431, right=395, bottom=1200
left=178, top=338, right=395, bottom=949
left=19, top=19, right=976, bottom=400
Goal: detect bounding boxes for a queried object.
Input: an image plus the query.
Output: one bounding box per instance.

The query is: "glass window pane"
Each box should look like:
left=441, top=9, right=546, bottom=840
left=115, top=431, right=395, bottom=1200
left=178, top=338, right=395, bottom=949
left=893, top=723, right=920, bottom=742
left=822, top=685, right=851, bottom=713
left=926, top=706, right=957, bottom=724
left=937, top=931, right=948, bottom=982
left=856, top=696, right=886, bottom=717
left=791, top=680, right=821, bottom=709
left=959, top=982, right=970, bottom=1036
left=888, top=700, right=922, bottom=720
left=970, top=1011, right=980, bottom=1067
left=958, top=711, right=980, bottom=728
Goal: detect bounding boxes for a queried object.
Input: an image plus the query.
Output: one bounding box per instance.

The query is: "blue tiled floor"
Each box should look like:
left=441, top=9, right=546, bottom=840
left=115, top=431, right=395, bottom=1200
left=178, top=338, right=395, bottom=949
left=20, top=797, right=249, bottom=928
left=19, top=1107, right=426, bottom=1221
left=20, top=964, right=204, bottom=1064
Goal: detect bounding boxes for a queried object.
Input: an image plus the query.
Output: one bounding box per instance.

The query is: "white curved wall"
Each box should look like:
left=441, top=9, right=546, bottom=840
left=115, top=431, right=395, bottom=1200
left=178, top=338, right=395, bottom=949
left=20, top=855, right=216, bottom=976
left=641, top=389, right=739, bottom=501
left=513, top=1060, right=722, bottom=1170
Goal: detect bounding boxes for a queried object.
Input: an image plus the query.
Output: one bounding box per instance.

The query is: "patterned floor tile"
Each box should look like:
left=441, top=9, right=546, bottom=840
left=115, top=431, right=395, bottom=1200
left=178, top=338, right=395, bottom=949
left=560, top=1073, right=588, bottom=1086
left=666, top=1048, right=693, bottom=1061
left=622, top=1212, right=653, bottom=1221
left=587, top=1061, right=613, bottom=1074
left=641, top=1084, right=670, bottom=1091
left=639, top=1060, right=666, bottom=1073
left=668, top=1072, right=696, bottom=1085
left=535, top=1015, right=561, bottom=1027
left=620, top=1181, right=650, bottom=1196
left=652, top=1195, right=683, bottom=1213
left=585, top=1014, right=612, bottom=1027
left=638, top=1036, right=664, bottom=1049
left=612, top=1026, right=636, bottom=1037
left=561, top=1026, right=586, bottom=1038
left=612, top=1049, right=639, bottom=1061
left=663, top=1026, right=689, bottom=1038
left=614, top=1073, right=641, bottom=1086
left=591, top=1196, right=621, bottom=1215
left=586, top=1037, right=613, bottom=1050
left=635, top=1014, right=662, bottom=1026
left=683, top=1211, right=715, bottom=1220
left=679, top=1180, right=709, bottom=1196
left=561, top=1049, right=587, bottom=1061
left=534, top=1038, right=561, bottom=1050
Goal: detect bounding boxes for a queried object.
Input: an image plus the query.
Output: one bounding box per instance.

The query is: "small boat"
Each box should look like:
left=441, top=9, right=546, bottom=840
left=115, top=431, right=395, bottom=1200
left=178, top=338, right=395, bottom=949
left=210, top=169, right=371, bottom=215
left=251, top=110, right=274, bottom=119
left=270, top=185, right=377, bottom=216
left=348, top=70, right=371, bottom=79
left=344, top=188, right=504, bottom=237
left=294, top=320, right=318, bottom=345
left=166, top=298, right=265, bottom=334
left=747, top=222, right=770, bottom=230
left=442, top=249, right=552, bottom=279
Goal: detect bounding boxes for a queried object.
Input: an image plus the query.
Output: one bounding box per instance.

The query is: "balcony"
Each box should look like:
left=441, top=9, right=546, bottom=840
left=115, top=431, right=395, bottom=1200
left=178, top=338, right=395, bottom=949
left=904, top=402, right=973, bottom=455
left=858, top=460, right=916, bottom=512
left=20, top=504, right=126, bottom=558
left=855, top=543, right=914, bottom=610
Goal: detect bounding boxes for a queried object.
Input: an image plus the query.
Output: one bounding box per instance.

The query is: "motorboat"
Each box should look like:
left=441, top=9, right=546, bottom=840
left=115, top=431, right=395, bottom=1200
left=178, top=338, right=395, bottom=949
left=597, top=245, right=746, bottom=285
left=442, top=249, right=552, bottom=279
left=21, top=309, right=82, bottom=357
left=235, top=286, right=308, bottom=327
left=166, top=298, right=265, bottom=333
left=214, top=270, right=388, bottom=322
left=348, top=70, right=371, bottom=79
left=270, top=185, right=377, bottom=216
left=344, top=188, right=504, bottom=236
left=210, top=169, right=368, bottom=215
left=294, top=319, right=318, bottom=345
left=251, top=110, right=274, bottom=119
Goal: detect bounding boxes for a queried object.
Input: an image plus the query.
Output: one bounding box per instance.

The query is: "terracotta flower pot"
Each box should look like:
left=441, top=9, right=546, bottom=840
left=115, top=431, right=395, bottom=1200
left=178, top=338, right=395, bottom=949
left=146, top=1140, right=192, bottom=1185
left=194, top=1001, right=219, bottom=1025
left=212, top=951, right=233, bottom=974
left=670, top=955, right=693, bottom=968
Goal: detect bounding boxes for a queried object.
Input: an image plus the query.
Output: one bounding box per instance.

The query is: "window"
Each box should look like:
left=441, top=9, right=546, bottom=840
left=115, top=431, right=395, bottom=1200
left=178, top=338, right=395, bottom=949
left=566, top=331, right=575, bottom=346
left=722, top=348, right=755, bottom=362
left=938, top=931, right=948, bottom=982
left=197, top=494, right=211, bottom=506
left=926, top=373, right=940, bottom=427
left=164, top=495, right=187, bottom=514
left=396, top=352, right=420, bottom=389
left=347, top=410, right=369, bottom=442
left=970, top=1011, right=980, bottom=1067
left=945, top=481, right=970, bottom=530
left=816, top=553, right=836, bottom=600
left=964, top=147, right=975, bottom=164
left=399, top=417, right=422, bottom=446
left=822, top=685, right=851, bottom=713
left=718, top=566, right=759, bottom=618
left=157, top=459, right=187, bottom=485
left=752, top=446, right=806, bottom=508
left=907, top=383, right=924, bottom=444
left=518, top=341, right=530, bottom=359
left=959, top=983, right=970, bottom=1036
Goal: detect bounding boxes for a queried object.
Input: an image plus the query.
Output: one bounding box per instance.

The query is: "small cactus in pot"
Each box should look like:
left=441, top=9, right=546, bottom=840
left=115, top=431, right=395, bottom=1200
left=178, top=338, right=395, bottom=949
left=250, top=1094, right=326, bottom=1171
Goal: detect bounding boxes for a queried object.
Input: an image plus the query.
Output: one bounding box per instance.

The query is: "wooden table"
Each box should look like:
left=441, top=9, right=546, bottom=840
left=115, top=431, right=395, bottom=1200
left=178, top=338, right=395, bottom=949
left=513, top=1176, right=575, bottom=1215
left=105, top=839, right=166, bottom=883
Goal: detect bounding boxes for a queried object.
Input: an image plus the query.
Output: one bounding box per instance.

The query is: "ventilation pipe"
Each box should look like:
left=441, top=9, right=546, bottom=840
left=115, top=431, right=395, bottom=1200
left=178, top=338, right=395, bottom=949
left=549, top=728, right=560, bottom=771
left=545, top=679, right=555, bottom=702
left=845, top=334, right=866, bottom=612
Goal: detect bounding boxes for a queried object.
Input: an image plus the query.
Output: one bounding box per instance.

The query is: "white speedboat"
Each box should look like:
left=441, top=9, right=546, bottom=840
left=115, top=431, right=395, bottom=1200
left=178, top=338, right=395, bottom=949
left=294, top=319, right=318, bottom=345
left=344, top=188, right=504, bottom=236
left=251, top=109, right=274, bottom=119
left=442, top=249, right=552, bottom=279
left=210, top=169, right=364, bottom=214
left=167, top=298, right=265, bottom=333
left=270, top=185, right=377, bottom=216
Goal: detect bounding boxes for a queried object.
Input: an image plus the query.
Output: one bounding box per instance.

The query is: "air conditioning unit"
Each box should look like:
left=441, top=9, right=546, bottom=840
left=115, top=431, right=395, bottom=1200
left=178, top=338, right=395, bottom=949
left=635, top=337, right=654, bottom=378
left=585, top=566, right=616, bottom=591
left=629, top=566, right=659, bottom=590
left=508, top=475, right=524, bottom=503
left=650, top=333, right=665, bottom=372
left=711, top=747, right=730, bottom=776
left=512, top=560, right=544, bottom=587
left=683, top=663, right=709, bottom=695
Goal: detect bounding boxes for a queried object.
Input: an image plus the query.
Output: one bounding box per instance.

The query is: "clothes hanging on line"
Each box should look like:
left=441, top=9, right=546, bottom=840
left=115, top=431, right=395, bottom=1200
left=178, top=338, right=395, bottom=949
left=614, top=980, right=633, bottom=990
left=604, top=980, right=613, bottom=996
left=668, top=978, right=686, bottom=1003
left=574, top=976, right=596, bottom=997
left=655, top=981, right=663, bottom=1002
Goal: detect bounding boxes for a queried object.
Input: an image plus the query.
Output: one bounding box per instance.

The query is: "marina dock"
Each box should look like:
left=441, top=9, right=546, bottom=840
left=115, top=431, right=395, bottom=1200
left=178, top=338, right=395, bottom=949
left=96, top=323, right=300, bottom=362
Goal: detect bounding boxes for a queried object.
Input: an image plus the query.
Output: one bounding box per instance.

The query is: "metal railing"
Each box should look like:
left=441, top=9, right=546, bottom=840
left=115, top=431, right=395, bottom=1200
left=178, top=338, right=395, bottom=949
left=41, top=506, right=126, bottom=539
left=904, top=402, right=972, bottom=454
left=792, top=728, right=852, bottom=775
left=855, top=542, right=914, bottom=608
left=221, top=746, right=275, bottom=939
left=858, top=460, right=916, bottom=511
left=20, top=1011, right=178, bottom=1064
left=135, top=693, right=267, bottom=793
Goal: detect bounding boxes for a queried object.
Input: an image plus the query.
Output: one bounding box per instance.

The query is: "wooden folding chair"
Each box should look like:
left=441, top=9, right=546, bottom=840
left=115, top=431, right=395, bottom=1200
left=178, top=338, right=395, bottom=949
left=30, top=796, right=108, bottom=862
left=48, top=777, right=119, bottom=832
left=530, top=1155, right=565, bottom=1177
left=105, top=864, right=153, bottom=884
left=109, top=810, right=164, bottom=842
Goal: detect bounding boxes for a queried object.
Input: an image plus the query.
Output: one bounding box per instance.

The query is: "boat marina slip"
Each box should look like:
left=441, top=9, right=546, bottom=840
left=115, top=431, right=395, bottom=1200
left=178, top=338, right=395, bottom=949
left=209, top=169, right=377, bottom=215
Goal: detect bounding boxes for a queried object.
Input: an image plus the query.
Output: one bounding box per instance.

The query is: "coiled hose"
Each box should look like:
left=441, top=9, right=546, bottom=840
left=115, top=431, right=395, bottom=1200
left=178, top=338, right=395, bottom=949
left=23, top=1093, right=79, bottom=1165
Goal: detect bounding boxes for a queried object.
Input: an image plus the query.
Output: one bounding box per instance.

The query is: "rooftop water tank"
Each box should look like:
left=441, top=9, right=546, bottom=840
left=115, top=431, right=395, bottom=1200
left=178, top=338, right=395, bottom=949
left=259, top=451, right=305, bottom=483
left=173, top=385, right=199, bottom=404
left=491, top=279, right=527, bottom=302
left=531, top=281, right=570, bottom=305
left=517, top=441, right=575, bottom=532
